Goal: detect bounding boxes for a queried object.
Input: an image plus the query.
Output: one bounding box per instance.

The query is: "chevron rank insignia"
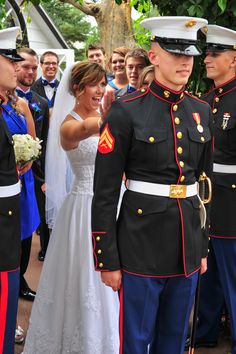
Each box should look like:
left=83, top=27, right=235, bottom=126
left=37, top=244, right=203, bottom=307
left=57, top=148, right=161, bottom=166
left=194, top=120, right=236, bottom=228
left=98, top=123, right=115, bottom=154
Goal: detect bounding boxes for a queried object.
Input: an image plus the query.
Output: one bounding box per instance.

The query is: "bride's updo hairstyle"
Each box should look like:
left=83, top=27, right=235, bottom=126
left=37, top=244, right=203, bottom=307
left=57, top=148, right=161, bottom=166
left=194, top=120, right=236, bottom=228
left=70, top=61, right=107, bottom=97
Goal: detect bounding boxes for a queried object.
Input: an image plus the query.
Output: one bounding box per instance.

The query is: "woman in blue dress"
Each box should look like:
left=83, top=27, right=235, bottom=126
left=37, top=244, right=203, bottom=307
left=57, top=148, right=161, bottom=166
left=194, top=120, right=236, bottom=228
left=2, top=94, right=40, bottom=313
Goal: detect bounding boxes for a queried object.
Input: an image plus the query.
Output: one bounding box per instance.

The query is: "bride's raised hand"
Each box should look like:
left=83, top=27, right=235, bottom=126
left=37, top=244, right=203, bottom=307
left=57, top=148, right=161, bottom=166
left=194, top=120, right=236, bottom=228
left=100, top=90, right=114, bottom=123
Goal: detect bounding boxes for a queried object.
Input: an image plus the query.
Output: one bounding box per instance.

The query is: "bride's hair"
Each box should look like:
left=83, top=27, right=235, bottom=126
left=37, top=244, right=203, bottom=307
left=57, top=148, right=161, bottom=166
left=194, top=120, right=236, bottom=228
left=70, top=61, right=107, bottom=96
left=46, top=60, right=108, bottom=228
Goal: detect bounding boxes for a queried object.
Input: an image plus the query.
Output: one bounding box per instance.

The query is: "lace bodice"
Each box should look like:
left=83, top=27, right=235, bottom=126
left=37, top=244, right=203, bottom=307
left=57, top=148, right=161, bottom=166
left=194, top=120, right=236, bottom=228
left=66, top=111, right=98, bottom=195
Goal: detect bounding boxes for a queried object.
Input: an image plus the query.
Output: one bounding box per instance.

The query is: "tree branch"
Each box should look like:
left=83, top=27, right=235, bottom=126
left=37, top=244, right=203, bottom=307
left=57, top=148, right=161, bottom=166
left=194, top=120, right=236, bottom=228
left=58, top=0, right=101, bottom=17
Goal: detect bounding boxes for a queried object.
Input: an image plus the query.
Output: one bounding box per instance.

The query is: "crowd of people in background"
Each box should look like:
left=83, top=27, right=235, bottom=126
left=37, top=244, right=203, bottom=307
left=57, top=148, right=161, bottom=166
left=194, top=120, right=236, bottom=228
left=1, top=14, right=236, bottom=354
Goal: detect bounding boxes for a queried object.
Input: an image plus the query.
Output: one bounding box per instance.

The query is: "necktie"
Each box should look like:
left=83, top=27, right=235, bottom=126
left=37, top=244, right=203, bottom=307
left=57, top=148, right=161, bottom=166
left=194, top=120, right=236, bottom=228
left=41, top=79, right=57, bottom=88
left=16, top=89, right=33, bottom=101
left=128, top=85, right=136, bottom=93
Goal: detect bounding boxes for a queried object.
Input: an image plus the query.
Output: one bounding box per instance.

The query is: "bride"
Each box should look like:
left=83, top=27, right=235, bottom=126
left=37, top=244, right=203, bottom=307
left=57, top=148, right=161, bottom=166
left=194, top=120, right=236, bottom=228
left=23, top=61, right=119, bottom=354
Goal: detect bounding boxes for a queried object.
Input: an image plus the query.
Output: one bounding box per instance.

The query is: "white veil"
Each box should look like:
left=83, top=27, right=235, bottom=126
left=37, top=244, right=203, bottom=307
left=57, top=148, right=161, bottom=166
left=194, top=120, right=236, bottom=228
left=45, top=63, right=75, bottom=228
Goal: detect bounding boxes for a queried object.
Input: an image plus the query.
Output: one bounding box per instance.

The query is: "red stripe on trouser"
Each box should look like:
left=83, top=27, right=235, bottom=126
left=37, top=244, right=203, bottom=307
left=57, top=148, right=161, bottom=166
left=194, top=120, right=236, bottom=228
left=119, top=285, right=124, bottom=354
left=0, top=273, right=8, bottom=354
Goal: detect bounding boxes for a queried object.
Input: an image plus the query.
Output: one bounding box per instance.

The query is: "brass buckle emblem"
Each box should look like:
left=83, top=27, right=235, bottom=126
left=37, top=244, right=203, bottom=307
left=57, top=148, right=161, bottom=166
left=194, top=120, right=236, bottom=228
left=169, top=184, right=187, bottom=198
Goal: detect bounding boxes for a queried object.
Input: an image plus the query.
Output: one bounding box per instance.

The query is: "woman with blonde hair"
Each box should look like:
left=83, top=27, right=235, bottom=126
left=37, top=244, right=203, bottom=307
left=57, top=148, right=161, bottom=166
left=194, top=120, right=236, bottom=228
left=137, top=64, right=155, bottom=89
left=107, top=46, right=130, bottom=92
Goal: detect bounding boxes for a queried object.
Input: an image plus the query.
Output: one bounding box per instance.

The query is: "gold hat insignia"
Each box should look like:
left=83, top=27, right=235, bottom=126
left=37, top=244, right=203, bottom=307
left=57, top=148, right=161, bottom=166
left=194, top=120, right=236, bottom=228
left=185, top=20, right=197, bottom=28
left=202, top=26, right=208, bottom=34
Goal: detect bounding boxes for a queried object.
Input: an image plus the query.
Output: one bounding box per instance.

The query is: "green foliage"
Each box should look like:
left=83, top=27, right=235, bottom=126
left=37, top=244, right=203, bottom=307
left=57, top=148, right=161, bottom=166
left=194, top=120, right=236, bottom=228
left=3, top=0, right=236, bottom=93
left=129, top=0, right=236, bottom=94
left=133, top=4, right=159, bottom=49
left=42, top=0, right=97, bottom=61
left=0, top=3, right=7, bottom=29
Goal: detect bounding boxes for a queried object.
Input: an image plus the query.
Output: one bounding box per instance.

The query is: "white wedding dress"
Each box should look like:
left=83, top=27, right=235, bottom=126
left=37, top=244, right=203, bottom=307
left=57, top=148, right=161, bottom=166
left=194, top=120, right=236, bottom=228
left=23, top=112, right=119, bottom=354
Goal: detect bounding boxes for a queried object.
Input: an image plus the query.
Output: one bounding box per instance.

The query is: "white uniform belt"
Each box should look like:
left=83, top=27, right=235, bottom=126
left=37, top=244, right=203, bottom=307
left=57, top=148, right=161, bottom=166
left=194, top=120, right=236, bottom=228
left=0, top=181, right=21, bottom=198
left=127, top=180, right=198, bottom=199
left=213, top=163, right=236, bottom=174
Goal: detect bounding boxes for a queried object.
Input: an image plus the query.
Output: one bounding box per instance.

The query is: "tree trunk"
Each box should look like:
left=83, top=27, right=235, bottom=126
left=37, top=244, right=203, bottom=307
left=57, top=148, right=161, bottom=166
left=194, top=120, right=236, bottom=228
left=60, top=0, right=136, bottom=59
left=96, top=0, right=136, bottom=58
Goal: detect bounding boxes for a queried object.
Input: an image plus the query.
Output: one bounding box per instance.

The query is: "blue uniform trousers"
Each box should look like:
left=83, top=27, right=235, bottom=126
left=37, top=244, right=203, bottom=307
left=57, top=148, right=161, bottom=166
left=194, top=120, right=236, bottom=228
left=196, top=240, right=225, bottom=342
left=212, top=239, right=236, bottom=354
left=0, top=270, right=19, bottom=354
left=120, top=271, right=198, bottom=354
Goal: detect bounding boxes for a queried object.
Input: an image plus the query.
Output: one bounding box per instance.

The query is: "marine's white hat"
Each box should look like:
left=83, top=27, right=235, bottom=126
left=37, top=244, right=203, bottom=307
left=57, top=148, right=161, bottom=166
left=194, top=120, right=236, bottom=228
left=203, top=25, right=236, bottom=52
left=0, top=27, right=24, bottom=62
left=141, top=16, right=208, bottom=56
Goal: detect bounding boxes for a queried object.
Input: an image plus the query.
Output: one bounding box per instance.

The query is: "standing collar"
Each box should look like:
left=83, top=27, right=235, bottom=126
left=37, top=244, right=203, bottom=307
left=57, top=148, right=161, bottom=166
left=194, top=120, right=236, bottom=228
left=210, top=76, right=236, bottom=95
left=149, top=79, right=185, bottom=103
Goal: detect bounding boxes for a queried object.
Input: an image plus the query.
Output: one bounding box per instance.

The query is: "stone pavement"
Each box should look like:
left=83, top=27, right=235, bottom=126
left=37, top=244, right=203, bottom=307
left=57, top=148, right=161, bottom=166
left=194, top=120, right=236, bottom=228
left=14, top=234, right=231, bottom=354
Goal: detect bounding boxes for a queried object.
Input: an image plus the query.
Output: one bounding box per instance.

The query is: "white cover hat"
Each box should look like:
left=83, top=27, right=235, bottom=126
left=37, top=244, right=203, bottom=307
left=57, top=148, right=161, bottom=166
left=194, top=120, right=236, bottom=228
left=0, top=27, right=24, bottom=61
left=203, top=24, right=236, bottom=51
left=141, top=16, right=208, bottom=56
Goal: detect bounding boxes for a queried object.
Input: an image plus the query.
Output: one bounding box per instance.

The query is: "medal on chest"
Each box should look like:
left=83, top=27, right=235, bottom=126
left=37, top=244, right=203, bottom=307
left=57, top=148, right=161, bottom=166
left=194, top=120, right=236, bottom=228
left=222, top=112, right=230, bottom=130
left=192, top=112, right=203, bottom=133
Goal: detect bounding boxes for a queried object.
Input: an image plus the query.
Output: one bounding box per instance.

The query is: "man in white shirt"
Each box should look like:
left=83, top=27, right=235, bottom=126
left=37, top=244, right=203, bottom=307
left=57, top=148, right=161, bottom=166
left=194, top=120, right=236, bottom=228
left=31, top=51, right=60, bottom=109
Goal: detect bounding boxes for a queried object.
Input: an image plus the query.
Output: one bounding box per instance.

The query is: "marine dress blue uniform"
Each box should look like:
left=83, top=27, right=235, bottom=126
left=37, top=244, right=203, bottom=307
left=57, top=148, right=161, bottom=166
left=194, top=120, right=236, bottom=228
left=196, top=76, right=236, bottom=353
left=92, top=16, right=212, bottom=354
left=194, top=25, right=236, bottom=354
left=2, top=101, right=40, bottom=240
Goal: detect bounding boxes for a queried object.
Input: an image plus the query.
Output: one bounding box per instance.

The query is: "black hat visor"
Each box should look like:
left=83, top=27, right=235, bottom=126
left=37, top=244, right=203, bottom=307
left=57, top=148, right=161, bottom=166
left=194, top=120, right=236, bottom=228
left=206, top=43, right=236, bottom=53
left=152, top=37, right=202, bottom=56
left=0, top=49, right=24, bottom=62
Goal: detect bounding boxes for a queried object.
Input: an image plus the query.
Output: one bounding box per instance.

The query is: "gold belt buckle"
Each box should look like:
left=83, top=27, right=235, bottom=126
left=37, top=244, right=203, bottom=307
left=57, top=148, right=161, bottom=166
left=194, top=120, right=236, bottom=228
left=169, top=184, right=187, bottom=198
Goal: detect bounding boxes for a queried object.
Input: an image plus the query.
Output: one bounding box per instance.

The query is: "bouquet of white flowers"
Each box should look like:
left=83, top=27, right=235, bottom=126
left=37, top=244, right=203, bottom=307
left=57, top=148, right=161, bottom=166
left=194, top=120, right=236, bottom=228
left=12, top=134, right=42, bottom=165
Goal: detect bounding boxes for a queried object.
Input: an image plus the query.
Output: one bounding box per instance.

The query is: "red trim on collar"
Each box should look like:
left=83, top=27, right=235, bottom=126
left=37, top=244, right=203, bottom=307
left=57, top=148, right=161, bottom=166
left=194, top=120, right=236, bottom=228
left=184, top=92, right=209, bottom=105
left=149, top=89, right=185, bottom=104
left=207, top=75, right=236, bottom=94
left=215, top=86, right=236, bottom=98
left=153, top=79, right=186, bottom=95
left=122, top=88, right=149, bottom=103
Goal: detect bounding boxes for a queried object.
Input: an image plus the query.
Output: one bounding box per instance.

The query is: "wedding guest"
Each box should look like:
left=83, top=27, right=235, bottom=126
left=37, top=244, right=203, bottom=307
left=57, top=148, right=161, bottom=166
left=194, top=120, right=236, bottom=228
left=115, top=47, right=150, bottom=98
left=86, top=43, right=106, bottom=68
left=16, top=47, right=50, bottom=264
left=23, top=61, right=119, bottom=353
left=31, top=51, right=59, bottom=109
left=137, top=64, right=155, bottom=89
left=86, top=43, right=115, bottom=81
left=106, top=47, right=130, bottom=92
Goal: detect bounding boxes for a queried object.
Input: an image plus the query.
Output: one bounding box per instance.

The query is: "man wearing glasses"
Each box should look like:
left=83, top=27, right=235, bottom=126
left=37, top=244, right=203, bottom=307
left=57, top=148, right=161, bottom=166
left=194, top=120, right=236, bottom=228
left=31, top=51, right=59, bottom=109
